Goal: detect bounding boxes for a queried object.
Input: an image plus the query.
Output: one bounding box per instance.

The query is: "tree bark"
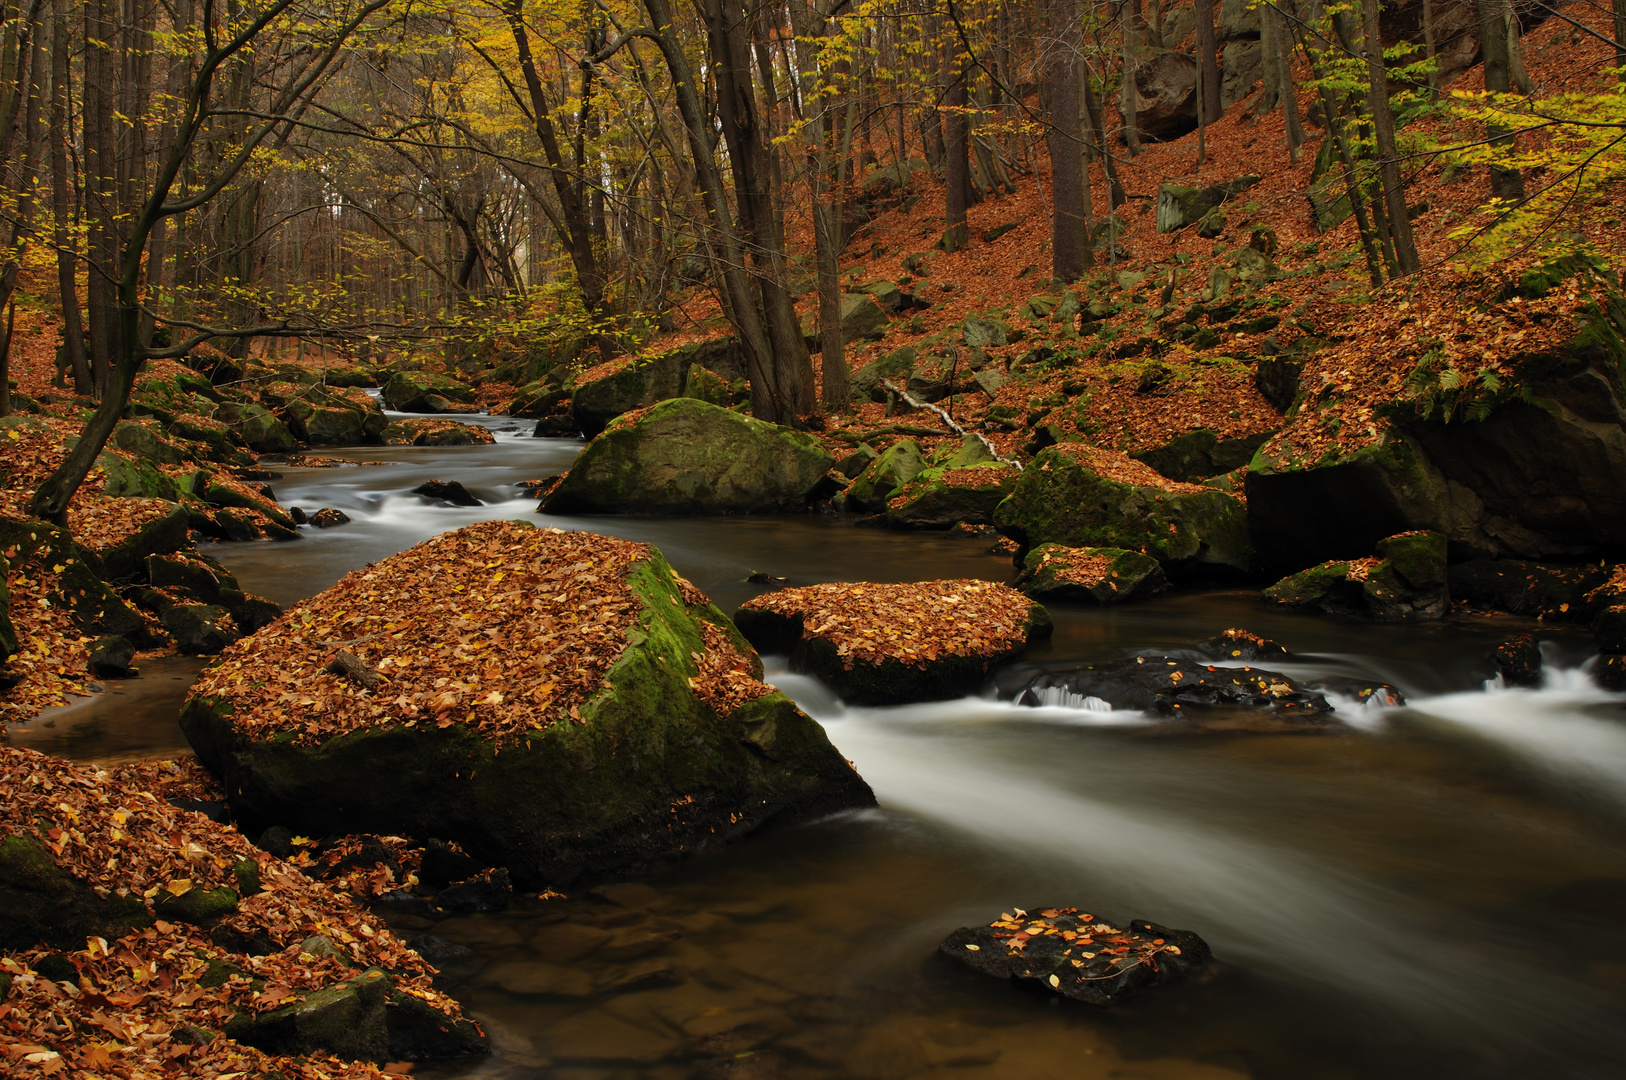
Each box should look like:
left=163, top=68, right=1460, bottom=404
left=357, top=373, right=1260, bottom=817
left=1194, top=0, right=1221, bottom=122
left=1045, top=0, right=1091, bottom=281
left=1477, top=0, right=1527, bottom=202
left=1615, top=0, right=1625, bottom=81
left=1081, top=68, right=1126, bottom=206
left=1361, top=0, right=1420, bottom=275
left=49, top=0, right=85, bottom=392
left=1120, top=0, right=1142, bottom=154
left=1272, top=1, right=1304, bottom=160
left=943, top=52, right=970, bottom=251
left=82, top=0, right=118, bottom=394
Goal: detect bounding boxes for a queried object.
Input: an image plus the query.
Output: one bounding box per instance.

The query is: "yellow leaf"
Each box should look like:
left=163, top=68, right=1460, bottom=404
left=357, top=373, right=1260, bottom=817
left=164, top=878, right=193, bottom=896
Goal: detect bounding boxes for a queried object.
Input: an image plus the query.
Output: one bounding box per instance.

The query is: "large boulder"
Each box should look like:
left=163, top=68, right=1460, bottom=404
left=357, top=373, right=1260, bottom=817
left=572, top=335, right=744, bottom=436
left=277, top=384, right=388, bottom=445
left=1014, top=544, right=1168, bottom=604
left=851, top=346, right=919, bottom=400
left=542, top=398, right=836, bottom=515
left=1155, top=176, right=1260, bottom=233
left=1133, top=426, right=1274, bottom=482
left=381, top=371, right=477, bottom=412
left=1121, top=51, right=1198, bottom=142
left=1247, top=350, right=1626, bottom=569
left=994, top=443, right=1253, bottom=575
left=734, top=579, right=1052, bottom=705
left=180, top=522, right=874, bottom=886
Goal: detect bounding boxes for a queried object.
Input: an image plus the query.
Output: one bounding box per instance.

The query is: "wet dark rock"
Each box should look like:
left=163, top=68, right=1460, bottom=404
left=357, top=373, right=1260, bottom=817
left=406, top=933, right=476, bottom=966
left=1132, top=427, right=1274, bottom=483
left=309, top=507, right=352, bottom=528
left=88, top=635, right=136, bottom=677
left=161, top=603, right=236, bottom=655
left=155, top=883, right=239, bottom=925
left=289, top=506, right=309, bottom=525
left=1196, top=628, right=1291, bottom=663
left=1595, top=655, right=1626, bottom=691
left=940, top=907, right=1214, bottom=1006
left=1492, top=634, right=1544, bottom=688
left=225, top=967, right=392, bottom=1061
left=33, top=952, right=80, bottom=984
left=746, top=570, right=789, bottom=586
left=1306, top=677, right=1407, bottom=708
left=386, top=985, right=489, bottom=1060
left=419, top=838, right=483, bottom=889
left=434, top=868, right=512, bottom=915
left=1593, top=604, right=1626, bottom=654
left=1448, top=560, right=1609, bottom=621
left=257, top=825, right=295, bottom=858
left=1006, top=656, right=1335, bottom=722
left=532, top=415, right=582, bottom=437
left=167, top=796, right=231, bottom=823
left=411, top=479, right=482, bottom=507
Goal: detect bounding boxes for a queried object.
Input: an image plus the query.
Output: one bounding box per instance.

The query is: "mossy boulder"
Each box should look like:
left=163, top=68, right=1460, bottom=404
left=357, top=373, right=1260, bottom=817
left=1133, top=427, right=1275, bottom=483
left=1263, top=532, right=1447, bottom=621
left=682, top=365, right=735, bottom=407
left=218, top=402, right=299, bottom=453
left=94, top=503, right=191, bottom=582
left=542, top=398, right=835, bottom=515
left=95, top=450, right=182, bottom=500
left=1155, top=175, right=1259, bottom=233
left=0, top=832, right=154, bottom=950
left=382, top=371, right=477, bottom=412
left=963, top=315, right=1011, bottom=348
left=225, top=967, right=391, bottom=1062
left=841, top=438, right=925, bottom=513
left=571, top=336, right=743, bottom=436
left=381, top=418, right=494, bottom=446
left=887, top=463, right=1019, bottom=528
left=112, top=420, right=188, bottom=464
left=0, top=517, right=163, bottom=648
left=504, top=378, right=570, bottom=419
left=179, top=524, right=874, bottom=887
left=735, top=580, right=1052, bottom=706
left=1015, top=544, right=1168, bottom=603
left=280, top=385, right=388, bottom=445
left=995, top=443, right=1253, bottom=575
left=851, top=346, right=918, bottom=400
left=804, top=293, right=889, bottom=349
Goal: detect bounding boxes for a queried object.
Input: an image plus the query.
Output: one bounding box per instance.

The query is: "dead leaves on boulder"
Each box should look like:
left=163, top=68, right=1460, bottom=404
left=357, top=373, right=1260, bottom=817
left=739, top=579, right=1037, bottom=672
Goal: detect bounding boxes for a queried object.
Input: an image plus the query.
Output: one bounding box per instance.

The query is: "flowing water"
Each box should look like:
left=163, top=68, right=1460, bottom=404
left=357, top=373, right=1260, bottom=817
left=15, top=412, right=1626, bottom=1079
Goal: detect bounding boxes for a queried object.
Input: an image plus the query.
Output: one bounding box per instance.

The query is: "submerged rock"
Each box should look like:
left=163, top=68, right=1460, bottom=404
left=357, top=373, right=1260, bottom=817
left=994, top=443, right=1252, bottom=575
left=1007, top=656, right=1335, bottom=723
left=734, top=579, right=1052, bottom=706
left=1014, top=544, right=1168, bottom=604
left=411, top=479, right=483, bottom=507
left=940, top=906, right=1213, bottom=1006
left=540, top=398, right=835, bottom=515
left=180, top=521, right=874, bottom=886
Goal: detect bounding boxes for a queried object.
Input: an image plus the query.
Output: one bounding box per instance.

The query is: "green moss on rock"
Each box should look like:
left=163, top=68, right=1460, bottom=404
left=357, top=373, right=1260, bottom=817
left=1015, top=544, right=1168, bottom=603
left=842, top=438, right=925, bottom=513
left=541, top=398, right=835, bottom=515
left=994, top=443, right=1252, bottom=574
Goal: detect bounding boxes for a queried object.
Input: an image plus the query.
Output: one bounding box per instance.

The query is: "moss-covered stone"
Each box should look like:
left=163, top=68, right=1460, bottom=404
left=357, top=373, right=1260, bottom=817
left=225, top=968, right=391, bottom=1062
left=1133, top=427, right=1275, bottom=483
left=886, top=463, right=1018, bottom=528
left=804, top=293, right=890, bottom=349
left=1015, top=544, right=1168, bottom=603
left=682, top=365, right=734, bottom=407
left=96, top=451, right=182, bottom=501
left=851, top=346, right=918, bottom=400
left=381, top=371, right=476, bottom=412
left=0, top=833, right=154, bottom=950
left=180, top=536, right=873, bottom=887
left=994, top=443, right=1253, bottom=575
left=1262, top=536, right=1447, bottom=622
left=0, top=517, right=162, bottom=647
left=155, top=883, right=239, bottom=924
left=113, top=420, right=188, bottom=464
left=841, top=438, right=925, bottom=513
left=96, top=504, right=191, bottom=582
left=570, top=338, right=743, bottom=436
left=542, top=398, right=835, bottom=515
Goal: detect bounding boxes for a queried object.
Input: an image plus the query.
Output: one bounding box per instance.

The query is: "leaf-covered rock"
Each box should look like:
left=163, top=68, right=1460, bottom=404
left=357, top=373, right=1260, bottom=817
left=180, top=521, right=873, bottom=886
left=1263, top=531, right=1447, bottom=621
left=940, top=906, right=1213, bottom=1006
left=381, top=371, right=477, bottom=412
left=541, top=398, right=836, bottom=515
left=886, top=464, right=1019, bottom=528
left=994, top=443, right=1253, bottom=575
left=734, top=579, right=1052, bottom=705
left=1014, top=544, right=1168, bottom=604
left=840, top=438, right=925, bottom=512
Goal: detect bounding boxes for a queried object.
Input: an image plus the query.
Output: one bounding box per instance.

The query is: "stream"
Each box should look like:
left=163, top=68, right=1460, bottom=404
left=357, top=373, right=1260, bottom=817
left=12, top=411, right=1626, bottom=1079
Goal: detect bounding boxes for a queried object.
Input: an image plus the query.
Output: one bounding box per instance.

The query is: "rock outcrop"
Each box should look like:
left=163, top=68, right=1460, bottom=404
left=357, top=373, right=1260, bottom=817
left=1014, top=544, right=1168, bottom=604
left=180, top=522, right=874, bottom=886
left=541, top=398, right=836, bottom=515
left=1263, top=531, right=1449, bottom=621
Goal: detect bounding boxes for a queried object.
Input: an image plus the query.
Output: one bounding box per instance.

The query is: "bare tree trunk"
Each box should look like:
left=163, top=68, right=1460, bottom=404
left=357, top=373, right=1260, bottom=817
left=1194, top=0, right=1221, bottom=122
left=1271, top=1, right=1304, bottom=159
left=1477, top=0, right=1527, bottom=202
left=1120, top=0, right=1142, bottom=154
left=943, top=53, right=970, bottom=251
left=82, top=0, right=118, bottom=394
left=1259, top=0, right=1281, bottom=110
left=1615, top=0, right=1625, bottom=81
left=1081, top=68, right=1126, bottom=206
left=1045, top=0, right=1091, bottom=281
left=1362, top=0, right=1420, bottom=275
left=1421, top=0, right=1438, bottom=100
left=49, top=0, right=85, bottom=392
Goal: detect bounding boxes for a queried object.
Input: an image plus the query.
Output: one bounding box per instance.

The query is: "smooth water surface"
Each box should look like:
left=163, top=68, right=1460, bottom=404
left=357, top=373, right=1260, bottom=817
left=21, top=418, right=1626, bottom=1079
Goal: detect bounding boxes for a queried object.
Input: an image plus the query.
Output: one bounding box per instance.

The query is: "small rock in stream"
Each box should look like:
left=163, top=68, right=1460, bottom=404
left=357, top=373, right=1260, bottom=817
left=411, top=479, right=483, bottom=507
left=940, top=906, right=1213, bottom=1006
left=309, top=507, right=350, bottom=528
left=1009, top=656, right=1335, bottom=721
left=1492, top=634, right=1543, bottom=688
left=88, top=635, right=136, bottom=678
left=289, top=506, right=308, bottom=524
